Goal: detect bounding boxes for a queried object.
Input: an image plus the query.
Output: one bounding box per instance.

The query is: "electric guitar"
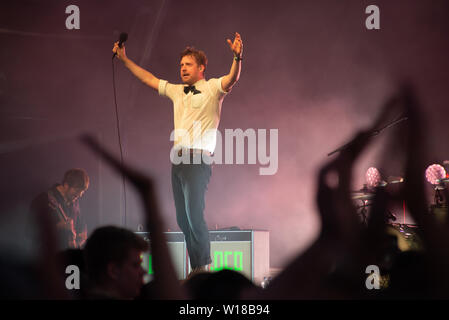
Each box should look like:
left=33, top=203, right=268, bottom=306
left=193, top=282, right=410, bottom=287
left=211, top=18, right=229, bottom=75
left=48, top=193, right=78, bottom=248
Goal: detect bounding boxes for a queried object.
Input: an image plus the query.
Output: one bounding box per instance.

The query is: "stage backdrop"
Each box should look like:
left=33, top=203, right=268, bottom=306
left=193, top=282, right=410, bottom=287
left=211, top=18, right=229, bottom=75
left=1, top=0, right=448, bottom=268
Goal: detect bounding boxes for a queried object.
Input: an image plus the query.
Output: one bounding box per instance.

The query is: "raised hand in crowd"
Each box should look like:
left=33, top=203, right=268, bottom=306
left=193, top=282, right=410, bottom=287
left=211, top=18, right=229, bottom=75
left=82, top=135, right=188, bottom=299
left=401, top=86, right=449, bottom=298
left=242, top=85, right=412, bottom=299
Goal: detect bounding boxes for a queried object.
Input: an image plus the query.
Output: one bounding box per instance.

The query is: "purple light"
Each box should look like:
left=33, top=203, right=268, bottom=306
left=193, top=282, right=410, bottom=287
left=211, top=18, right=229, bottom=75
left=425, top=164, right=446, bottom=185
left=365, top=167, right=381, bottom=187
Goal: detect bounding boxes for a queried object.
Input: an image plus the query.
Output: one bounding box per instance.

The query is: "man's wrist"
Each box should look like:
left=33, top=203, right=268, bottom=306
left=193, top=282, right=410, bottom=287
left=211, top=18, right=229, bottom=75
left=234, top=54, right=242, bottom=62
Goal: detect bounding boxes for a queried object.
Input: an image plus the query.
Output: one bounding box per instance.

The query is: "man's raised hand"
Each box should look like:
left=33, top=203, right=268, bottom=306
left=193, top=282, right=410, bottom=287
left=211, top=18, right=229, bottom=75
left=112, top=41, right=127, bottom=61
left=227, top=32, right=243, bottom=58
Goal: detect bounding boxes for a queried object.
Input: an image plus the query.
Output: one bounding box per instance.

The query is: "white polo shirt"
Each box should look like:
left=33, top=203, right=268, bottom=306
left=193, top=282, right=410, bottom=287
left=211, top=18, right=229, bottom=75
left=158, top=77, right=228, bottom=153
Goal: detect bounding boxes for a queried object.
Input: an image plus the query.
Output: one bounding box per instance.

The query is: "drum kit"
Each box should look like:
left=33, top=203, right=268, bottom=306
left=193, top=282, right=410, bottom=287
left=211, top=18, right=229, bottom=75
left=351, top=176, right=404, bottom=224
left=327, top=115, right=449, bottom=252
left=351, top=172, right=448, bottom=252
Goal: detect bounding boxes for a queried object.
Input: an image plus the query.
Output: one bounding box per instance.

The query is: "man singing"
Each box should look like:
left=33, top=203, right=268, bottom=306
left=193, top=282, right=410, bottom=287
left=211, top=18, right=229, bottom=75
left=112, top=32, right=243, bottom=274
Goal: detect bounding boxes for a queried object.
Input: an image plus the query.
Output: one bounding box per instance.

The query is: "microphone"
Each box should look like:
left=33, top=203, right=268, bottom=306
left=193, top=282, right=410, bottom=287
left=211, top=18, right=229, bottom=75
left=113, top=32, right=128, bottom=58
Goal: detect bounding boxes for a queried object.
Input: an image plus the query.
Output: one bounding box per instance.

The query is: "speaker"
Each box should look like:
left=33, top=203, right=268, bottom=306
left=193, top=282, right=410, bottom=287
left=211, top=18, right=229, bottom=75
left=136, top=232, right=186, bottom=282
left=137, top=229, right=270, bottom=284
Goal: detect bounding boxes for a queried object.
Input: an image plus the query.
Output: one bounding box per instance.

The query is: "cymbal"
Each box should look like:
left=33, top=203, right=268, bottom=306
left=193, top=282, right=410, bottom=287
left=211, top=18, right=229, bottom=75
left=387, top=176, right=404, bottom=184
left=351, top=187, right=374, bottom=194
left=352, top=193, right=375, bottom=201
left=388, top=180, right=403, bottom=184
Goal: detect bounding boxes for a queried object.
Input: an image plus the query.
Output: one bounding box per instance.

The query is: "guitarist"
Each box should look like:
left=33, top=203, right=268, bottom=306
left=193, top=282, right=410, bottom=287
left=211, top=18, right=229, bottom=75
left=32, top=168, right=89, bottom=249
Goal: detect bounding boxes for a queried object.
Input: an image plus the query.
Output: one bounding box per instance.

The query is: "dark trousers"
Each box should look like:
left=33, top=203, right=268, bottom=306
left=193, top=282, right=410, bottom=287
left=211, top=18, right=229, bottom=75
left=171, top=154, right=212, bottom=269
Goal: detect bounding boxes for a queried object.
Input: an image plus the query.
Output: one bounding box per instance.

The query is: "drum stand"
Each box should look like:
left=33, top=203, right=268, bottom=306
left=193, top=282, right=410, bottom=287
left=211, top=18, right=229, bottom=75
left=357, top=200, right=369, bottom=225
left=434, top=186, right=445, bottom=206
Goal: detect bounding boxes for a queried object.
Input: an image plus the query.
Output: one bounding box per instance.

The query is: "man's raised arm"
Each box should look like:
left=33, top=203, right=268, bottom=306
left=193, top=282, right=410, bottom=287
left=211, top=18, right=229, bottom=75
left=221, top=32, right=243, bottom=92
left=112, top=41, right=160, bottom=91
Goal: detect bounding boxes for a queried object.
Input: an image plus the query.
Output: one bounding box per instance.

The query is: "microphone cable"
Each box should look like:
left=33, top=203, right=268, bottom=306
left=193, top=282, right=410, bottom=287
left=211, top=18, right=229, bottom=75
left=112, top=55, right=128, bottom=227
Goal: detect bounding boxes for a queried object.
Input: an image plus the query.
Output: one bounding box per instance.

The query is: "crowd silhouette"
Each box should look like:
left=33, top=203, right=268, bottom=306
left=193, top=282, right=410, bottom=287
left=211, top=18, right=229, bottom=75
left=1, top=84, right=448, bottom=300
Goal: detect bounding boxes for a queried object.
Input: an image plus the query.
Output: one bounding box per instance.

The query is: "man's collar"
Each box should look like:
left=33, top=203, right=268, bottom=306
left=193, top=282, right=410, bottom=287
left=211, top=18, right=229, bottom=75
left=186, top=78, right=205, bottom=87
left=195, top=78, right=205, bottom=85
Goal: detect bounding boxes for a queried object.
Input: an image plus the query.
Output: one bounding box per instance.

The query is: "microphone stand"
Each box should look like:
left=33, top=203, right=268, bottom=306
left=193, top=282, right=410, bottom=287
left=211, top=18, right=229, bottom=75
left=327, top=116, right=408, bottom=157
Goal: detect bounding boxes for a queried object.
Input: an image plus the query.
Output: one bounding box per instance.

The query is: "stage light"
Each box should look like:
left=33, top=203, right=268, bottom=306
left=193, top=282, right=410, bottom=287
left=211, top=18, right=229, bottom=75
left=425, top=164, right=446, bottom=185
left=365, top=167, right=381, bottom=187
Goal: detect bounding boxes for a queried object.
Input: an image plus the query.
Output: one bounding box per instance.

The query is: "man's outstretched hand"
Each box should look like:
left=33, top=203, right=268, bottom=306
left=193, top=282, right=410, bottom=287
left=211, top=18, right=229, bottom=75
left=227, top=32, right=243, bottom=58
left=112, top=41, right=127, bottom=61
